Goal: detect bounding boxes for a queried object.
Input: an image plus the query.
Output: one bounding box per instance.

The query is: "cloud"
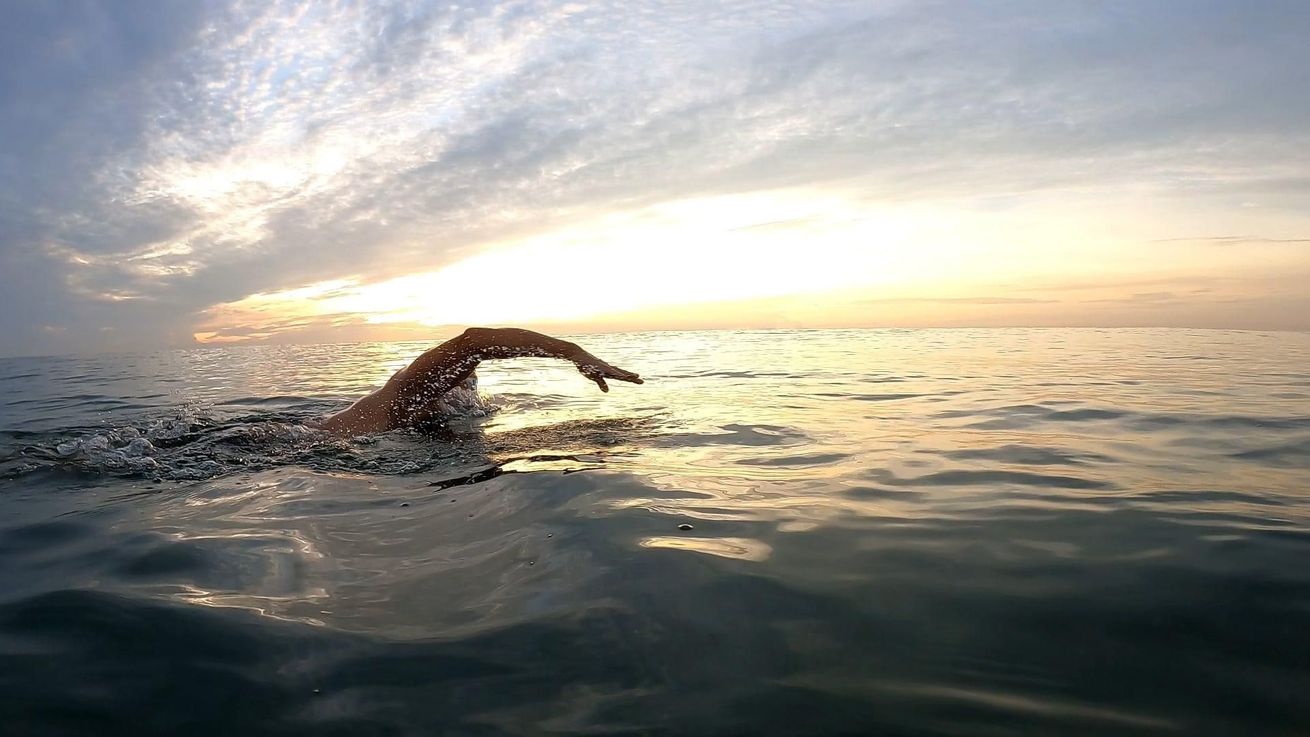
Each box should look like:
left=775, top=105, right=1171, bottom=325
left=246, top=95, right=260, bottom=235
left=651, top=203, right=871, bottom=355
left=2, top=0, right=1310, bottom=354
left=862, top=297, right=1060, bottom=305
left=1083, top=291, right=1182, bottom=305
left=1150, top=236, right=1310, bottom=245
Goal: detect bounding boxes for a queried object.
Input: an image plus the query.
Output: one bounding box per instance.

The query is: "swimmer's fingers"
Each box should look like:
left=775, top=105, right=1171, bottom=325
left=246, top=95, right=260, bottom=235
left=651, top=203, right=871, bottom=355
left=606, top=365, right=643, bottom=385
left=576, top=360, right=641, bottom=392
left=576, top=363, right=608, bottom=392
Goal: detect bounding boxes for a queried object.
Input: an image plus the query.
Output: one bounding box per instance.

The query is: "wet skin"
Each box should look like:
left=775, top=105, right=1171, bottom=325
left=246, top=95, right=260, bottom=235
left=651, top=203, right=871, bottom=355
left=317, top=327, right=643, bottom=436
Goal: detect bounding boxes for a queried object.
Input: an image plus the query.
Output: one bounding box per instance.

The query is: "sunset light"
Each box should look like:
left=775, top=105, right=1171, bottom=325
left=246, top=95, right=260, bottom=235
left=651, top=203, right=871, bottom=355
left=3, top=1, right=1307, bottom=355
left=195, top=189, right=933, bottom=339
left=4, top=4, right=1310, bottom=734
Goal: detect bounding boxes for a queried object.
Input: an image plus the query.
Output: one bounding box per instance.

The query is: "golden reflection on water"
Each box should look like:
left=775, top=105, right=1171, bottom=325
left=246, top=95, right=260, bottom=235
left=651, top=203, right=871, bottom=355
left=118, top=329, right=1310, bottom=630
left=639, top=536, right=773, bottom=561
left=9, top=329, right=1310, bottom=735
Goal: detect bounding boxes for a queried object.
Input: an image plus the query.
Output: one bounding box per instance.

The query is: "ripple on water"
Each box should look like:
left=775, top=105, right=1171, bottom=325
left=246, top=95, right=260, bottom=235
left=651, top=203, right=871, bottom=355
left=737, top=452, right=852, bottom=467
left=2, top=330, right=1310, bottom=734
left=650, top=423, right=809, bottom=448
left=933, top=444, right=1115, bottom=466
left=866, top=468, right=1118, bottom=491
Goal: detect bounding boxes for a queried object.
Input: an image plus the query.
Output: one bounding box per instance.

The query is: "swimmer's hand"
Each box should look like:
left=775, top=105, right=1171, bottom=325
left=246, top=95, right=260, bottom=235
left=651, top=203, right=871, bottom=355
left=572, top=351, right=643, bottom=393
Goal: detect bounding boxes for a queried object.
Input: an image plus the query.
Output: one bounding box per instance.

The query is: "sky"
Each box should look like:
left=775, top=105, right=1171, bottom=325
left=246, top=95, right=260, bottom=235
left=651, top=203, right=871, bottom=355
left=1, top=0, right=1308, bottom=356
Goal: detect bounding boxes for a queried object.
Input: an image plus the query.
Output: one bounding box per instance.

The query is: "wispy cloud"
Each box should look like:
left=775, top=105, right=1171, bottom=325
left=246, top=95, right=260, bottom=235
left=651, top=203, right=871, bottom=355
left=1150, top=235, right=1310, bottom=245
left=862, top=297, right=1060, bottom=305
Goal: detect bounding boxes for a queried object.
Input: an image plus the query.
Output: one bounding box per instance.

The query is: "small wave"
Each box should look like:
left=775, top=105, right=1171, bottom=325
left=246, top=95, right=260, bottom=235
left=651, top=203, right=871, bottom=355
left=815, top=392, right=927, bottom=402
left=663, top=370, right=803, bottom=379
left=937, top=402, right=1310, bottom=432
left=737, top=452, right=851, bottom=467
left=841, top=485, right=928, bottom=500
left=1132, top=414, right=1310, bottom=431
left=1128, top=489, right=1290, bottom=507
left=0, top=520, right=93, bottom=555
left=1230, top=440, right=1310, bottom=467
left=864, top=375, right=910, bottom=383
left=215, top=395, right=322, bottom=407
left=866, top=468, right=1116, bottom=490
left=935, top=444, right=1113, bottom=466
left=651, top=423, right=808, bottom=448
left=939, top=404, right=1127, bottom=424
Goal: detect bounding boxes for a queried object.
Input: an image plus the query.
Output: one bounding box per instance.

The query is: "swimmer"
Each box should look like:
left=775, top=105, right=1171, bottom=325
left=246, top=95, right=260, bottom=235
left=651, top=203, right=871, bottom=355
left=317, top=327, right=643, bottom=436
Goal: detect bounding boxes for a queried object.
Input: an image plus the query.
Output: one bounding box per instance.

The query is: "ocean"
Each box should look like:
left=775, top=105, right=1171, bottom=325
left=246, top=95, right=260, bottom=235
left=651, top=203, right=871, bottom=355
left=1, top=328, right=1308, bottom=736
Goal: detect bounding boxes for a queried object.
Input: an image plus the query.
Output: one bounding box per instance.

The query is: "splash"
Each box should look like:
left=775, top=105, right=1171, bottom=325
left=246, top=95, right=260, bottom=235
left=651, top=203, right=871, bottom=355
left=5, top=391, right=498, bottom=483
left=54, top=426, right=162, bottom=475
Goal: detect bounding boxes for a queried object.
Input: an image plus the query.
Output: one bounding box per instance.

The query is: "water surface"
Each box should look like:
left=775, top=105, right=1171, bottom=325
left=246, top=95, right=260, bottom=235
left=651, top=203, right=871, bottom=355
left=2, top=329, right=1309, bottom=735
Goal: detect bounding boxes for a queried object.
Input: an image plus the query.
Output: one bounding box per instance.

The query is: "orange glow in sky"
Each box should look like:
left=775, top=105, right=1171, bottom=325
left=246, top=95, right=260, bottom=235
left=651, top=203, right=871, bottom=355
left=193, top=186, right=1310, bottom=344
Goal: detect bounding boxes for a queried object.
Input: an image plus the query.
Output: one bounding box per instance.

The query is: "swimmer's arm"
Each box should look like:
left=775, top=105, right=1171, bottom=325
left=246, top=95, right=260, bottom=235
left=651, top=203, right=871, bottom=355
left=318, top=328, right=642, bottom=435
left=408, top=327, right=643, bottom=392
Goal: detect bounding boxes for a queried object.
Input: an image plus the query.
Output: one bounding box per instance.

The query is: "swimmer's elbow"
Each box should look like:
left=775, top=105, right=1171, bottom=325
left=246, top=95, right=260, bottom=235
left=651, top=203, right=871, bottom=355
left=461, top=325, right=526, bottom=348
left=461, top=326, right=497, bottom=342
left=459, top=326, right=510, bottom=351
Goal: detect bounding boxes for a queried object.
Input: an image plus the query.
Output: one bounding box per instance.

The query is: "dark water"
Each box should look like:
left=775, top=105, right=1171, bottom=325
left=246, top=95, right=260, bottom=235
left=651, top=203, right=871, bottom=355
left=2, top=329, right=1309, bottom=736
